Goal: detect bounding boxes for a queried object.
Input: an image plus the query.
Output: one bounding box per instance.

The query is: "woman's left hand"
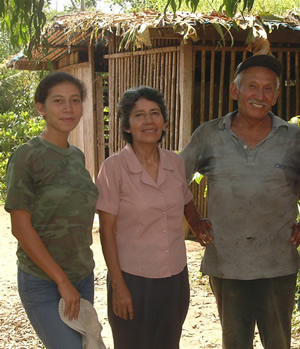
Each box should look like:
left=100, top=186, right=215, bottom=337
left=58, top=278, right=82, bottom=321
left=112, top=280, right=134, bottom=320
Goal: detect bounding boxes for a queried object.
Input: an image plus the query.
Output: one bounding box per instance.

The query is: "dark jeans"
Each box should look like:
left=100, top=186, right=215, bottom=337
left=210, top=274, right=297, bottom=349
left=108, top=266, right=190, bottom=349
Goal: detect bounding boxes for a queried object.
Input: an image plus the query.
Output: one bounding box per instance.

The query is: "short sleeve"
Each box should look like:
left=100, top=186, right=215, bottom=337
left=5, top=147, right=35, bottom=213
left=95, top=155, right=121, bottom=215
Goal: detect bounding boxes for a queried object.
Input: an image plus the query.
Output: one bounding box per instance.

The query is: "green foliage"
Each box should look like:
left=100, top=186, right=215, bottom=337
left=0, top=111, right=45, bottom=202
left=0, top=68, right=44, bottom=203
left=164, top=0, right=255, bottom=16
left=192, top=172, right=204, bottom=184
left=0, top=28, right=44, bottom=203
left=106, top=0, right=299, bottom=17
left=61, top=0, right=98, bottom=11
left=253, top=0, right=299, bottom=15
left=0, top=0, right=49, bottom=57
left=289, top=116, right=300, bottom=127
left=0, top=69, right=41, bottom=114
left=103, top=0, right=166, bottom=12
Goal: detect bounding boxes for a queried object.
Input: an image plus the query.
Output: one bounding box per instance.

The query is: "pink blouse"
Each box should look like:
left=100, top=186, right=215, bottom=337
left=96, top=144, right=193, bottom=278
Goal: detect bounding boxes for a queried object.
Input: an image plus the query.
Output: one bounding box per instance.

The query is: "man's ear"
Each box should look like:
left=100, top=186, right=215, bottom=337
left=272, top=89, right=280, bottom=106
left=230, top=81, right=239, bottom=100
left=36, top=102, right=46, bottom=116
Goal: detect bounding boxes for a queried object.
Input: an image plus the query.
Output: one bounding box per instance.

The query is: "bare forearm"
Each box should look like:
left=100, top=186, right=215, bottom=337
left=184, top=200, right=201, bottom=232
left=100, top=229, right=125, bottom=287
left=98, top=211, right=134, bottom=319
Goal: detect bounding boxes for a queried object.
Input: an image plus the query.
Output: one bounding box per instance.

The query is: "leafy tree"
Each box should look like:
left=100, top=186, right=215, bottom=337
left=0, top=67, right=45, bottom=203
left=64, top=0, right=97, bottom=10
left=0, top=29, right=44, bottom=202
left=0, top=111, right=45, bottom=202
left=105, top=0, right=256, bottom=16
left=0, top=0, right=49, bottom=58
left=107, top=0, right=299, bottom=16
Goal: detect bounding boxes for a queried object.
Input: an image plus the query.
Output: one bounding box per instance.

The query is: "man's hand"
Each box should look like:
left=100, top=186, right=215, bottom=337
left=184, top=201, right=213, bottom=247
left=291, top=222, right=300, bottom=247
left=193, top=218, right=213, bottom=247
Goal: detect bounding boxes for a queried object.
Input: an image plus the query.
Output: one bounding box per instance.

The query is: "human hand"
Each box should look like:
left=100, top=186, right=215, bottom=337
left=194, top=218, right=214, bottom=247
left=291, top=222, right=300, bottom=248
left=112, top=282, right=134, bottom=320
left=57, top=279, right=81, bottom=321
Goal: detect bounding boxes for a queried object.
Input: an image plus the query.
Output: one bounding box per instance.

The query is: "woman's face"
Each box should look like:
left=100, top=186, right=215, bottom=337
left=125, top=97, right=167, bottom=146
left=36, top=82, right=83, bottom=135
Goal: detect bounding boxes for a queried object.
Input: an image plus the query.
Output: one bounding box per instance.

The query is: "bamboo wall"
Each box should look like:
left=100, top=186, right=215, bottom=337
left=106, top=46, right=181, bottom=154
left=193, top=46, right=300, bottom=127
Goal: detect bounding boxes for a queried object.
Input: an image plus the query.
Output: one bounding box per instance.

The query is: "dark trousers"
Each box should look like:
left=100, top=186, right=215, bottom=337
left=210, top=274, right=297, bottom=349
left=107, top=266, right=190, bottom=349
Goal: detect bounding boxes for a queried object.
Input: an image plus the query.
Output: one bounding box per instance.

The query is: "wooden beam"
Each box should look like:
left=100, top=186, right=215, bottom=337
left=179, top=40, right=193, bottom=150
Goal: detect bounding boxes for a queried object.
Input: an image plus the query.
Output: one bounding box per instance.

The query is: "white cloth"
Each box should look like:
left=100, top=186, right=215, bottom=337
left=58, top=298, right=106, bottom=349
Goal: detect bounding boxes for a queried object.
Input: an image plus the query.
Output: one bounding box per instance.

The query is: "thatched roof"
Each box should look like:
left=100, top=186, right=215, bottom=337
left=7, top=10, right=300, bottom=70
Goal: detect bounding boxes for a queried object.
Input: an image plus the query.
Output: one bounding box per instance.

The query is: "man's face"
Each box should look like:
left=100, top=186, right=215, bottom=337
left=231, top=66, right=279, bottom=121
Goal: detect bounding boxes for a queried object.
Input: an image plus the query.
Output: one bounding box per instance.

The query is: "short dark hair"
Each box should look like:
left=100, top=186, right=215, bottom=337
left=34, top=71, right=86, bottom=104
left=118, top=86, right=169, bottom=144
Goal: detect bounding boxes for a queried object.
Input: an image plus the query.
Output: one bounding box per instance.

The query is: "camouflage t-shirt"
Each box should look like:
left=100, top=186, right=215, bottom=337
left=5, top=136, right=98, bottom=282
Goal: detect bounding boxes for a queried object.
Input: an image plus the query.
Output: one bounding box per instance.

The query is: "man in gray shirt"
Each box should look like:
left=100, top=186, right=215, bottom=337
left=180, top=54, right=300, bottom=349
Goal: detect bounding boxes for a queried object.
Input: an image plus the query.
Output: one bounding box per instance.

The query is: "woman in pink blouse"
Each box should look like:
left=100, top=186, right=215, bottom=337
left=96, top=86, right=212, bottom=349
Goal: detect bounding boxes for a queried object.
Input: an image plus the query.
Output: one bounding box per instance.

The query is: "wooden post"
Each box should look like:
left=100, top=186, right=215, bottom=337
left=95, top=76, right=105, bottom=171
left=88, top=43, right=96, bottom=180
left=179, top=40, right=194, bottom=150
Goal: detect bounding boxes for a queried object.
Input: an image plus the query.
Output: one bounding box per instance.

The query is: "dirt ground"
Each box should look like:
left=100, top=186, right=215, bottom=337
left=1, top=205, right=300, bottom=349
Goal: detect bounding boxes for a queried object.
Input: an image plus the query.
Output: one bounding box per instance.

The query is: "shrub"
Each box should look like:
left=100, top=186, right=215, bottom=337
left=0, top=111, right=45, bottom=202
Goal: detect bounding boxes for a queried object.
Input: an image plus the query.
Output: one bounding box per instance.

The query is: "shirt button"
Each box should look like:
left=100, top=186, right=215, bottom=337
left=163, top=230, right=166, bottom=233
left=243, top=144, right=248, bottom=149
left=162, top=211, right=166, bottom=215
left=165, top=250, right=169, bottom=253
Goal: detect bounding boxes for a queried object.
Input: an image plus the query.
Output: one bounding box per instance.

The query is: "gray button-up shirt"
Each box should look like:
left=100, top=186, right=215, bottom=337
left=180, top=111, right=300, bottom=280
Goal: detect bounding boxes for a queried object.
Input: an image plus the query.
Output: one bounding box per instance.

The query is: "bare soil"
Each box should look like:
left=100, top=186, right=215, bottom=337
left=1, top=205, right=299, bottom=349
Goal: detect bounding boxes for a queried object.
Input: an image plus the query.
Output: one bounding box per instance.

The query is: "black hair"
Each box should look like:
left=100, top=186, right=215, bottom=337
left=118, top=86, right=169, bottom=144
left=34, top=71, right=86, bottom=104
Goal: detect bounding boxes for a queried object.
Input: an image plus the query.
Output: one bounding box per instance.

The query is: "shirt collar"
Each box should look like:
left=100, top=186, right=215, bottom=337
left=220, top=110, right=288, bottom=131
left=123, top=143, right=175, bottom=174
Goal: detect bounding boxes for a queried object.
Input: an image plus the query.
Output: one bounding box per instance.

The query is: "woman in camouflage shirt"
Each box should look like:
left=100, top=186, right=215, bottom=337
left=5, top=72, right=98, bottom=349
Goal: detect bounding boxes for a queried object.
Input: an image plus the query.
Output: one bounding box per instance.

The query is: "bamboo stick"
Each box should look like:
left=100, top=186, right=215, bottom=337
left=228, top=51, right=235, bottom=112
left=209, top=49, right=215, bottom=120
left=286, top=51, right=291, bottom=119
left=175, top=50, right=180, bottom=149
left=170, top=51, right=176, bottom=150
left=296, top=52, right=300, bottom=116
left=166, top=51, right=172, bottom=149
left=218, top=50, right=225, bottom=117
left=200, top=50, right=206, bottom=124
left=277, top=51, right=283, bottom=117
